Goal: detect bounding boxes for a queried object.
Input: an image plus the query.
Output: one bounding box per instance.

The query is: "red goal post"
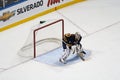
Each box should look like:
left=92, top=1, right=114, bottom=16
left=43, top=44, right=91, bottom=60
left=33, top=19, right=64, bottom=58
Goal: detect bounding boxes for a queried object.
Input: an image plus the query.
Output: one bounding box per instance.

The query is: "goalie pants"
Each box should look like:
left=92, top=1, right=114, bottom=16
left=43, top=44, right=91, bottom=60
left=61, top=44, right=83, bottom=61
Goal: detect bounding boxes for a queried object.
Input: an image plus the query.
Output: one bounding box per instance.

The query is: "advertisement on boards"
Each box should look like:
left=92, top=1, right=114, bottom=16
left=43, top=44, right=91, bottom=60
left=0, top=0, right=84, bottom=31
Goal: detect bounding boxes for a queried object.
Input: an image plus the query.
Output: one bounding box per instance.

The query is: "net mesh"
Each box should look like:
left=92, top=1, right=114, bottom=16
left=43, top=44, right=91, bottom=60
left=18, top=19, right=64, bottom=58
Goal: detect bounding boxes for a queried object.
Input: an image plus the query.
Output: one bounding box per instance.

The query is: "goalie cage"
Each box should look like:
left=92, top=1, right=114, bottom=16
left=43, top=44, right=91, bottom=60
left=18, top=19, right=64, bottom=58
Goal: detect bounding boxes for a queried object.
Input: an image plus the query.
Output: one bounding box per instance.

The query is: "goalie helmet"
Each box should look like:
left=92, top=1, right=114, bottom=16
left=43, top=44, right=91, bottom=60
left=65, top=33, right=71, bottom=37
left=75, top=32, right=81, bottom=40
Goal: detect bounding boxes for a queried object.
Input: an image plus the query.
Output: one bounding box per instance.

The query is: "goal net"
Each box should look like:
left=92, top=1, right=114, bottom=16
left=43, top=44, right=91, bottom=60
left=18, top=19, right=64, bottom=58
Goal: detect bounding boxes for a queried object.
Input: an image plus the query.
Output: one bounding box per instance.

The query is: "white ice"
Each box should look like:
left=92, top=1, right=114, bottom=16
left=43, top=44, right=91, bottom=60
left=0, top=0, right=120, bottom=80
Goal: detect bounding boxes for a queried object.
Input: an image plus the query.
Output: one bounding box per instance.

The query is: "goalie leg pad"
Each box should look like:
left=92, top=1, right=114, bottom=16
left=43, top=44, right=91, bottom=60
left=59, top=48, right=71, bottom=64
left=75, top=44, right=86, bottom=61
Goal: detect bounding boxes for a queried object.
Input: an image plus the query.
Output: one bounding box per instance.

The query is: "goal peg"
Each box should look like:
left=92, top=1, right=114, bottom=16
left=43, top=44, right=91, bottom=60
left=40, top=21, right=46, bottom=24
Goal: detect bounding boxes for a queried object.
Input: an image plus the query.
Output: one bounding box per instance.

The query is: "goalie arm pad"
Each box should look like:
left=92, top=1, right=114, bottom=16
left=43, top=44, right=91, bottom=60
left=75, top=35, right=82, bottom=45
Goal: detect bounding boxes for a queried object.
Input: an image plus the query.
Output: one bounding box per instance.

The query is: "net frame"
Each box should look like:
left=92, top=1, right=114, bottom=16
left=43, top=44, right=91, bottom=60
left=33, top=19, right=64, bottom=58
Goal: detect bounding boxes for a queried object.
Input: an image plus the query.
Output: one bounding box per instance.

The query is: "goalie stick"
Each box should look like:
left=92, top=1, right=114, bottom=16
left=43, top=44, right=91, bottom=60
left=78, top=53, right=85, bottom=61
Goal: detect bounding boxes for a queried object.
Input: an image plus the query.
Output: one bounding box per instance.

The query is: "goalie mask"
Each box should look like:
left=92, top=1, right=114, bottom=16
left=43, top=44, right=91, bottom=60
left=75, top=32, right=81, bottom=40
left=65, top=33, right=71, bottom=37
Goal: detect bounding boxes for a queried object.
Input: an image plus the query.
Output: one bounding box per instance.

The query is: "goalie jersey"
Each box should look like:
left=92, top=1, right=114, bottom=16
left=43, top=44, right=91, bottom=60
left=62, top=32, right=82, bottom=49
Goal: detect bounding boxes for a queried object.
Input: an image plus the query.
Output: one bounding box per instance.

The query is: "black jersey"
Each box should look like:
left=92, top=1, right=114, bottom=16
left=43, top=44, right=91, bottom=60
left=62, top=33, right=82, bottom=49
left=63, top=34, right=75, bottom=45
left=63, top=34, right=82, bottom=45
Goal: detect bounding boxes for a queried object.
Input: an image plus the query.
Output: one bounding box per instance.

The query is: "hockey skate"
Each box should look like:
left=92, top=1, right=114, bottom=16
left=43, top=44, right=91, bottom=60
left=59, top=58, right=66, bottom=64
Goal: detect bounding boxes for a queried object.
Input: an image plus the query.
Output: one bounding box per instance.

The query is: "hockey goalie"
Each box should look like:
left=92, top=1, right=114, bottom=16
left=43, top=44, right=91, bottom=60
left=59, top=32, right=86, bottom=64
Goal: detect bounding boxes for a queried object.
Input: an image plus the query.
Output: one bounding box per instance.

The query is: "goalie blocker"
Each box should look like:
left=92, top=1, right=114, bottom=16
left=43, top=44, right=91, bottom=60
left=59, top=32, right=86, bottom=64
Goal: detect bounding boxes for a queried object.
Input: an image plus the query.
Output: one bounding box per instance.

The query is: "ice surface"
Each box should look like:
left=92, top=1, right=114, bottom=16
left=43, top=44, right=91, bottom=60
left=0, top=0, right=120, bottom=80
